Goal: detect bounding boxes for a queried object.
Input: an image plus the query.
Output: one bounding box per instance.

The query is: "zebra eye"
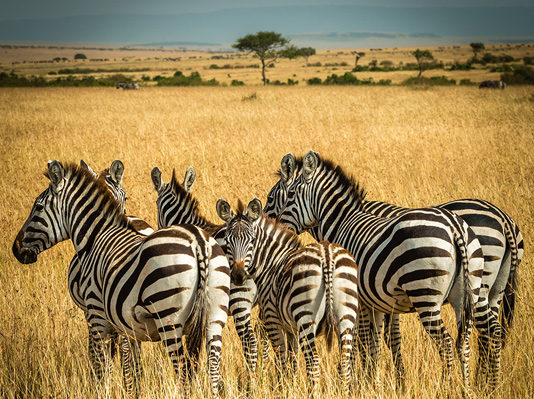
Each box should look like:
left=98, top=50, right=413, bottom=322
left=35, top=203, right=44, bottom=212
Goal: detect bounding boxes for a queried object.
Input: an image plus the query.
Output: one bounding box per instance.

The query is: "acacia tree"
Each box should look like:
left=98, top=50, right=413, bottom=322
left=352, top=51, right=366, bottom=68
left=470, top=42, right=485, bottom=60
left=412, top=49, right=434, bottom=79
left=233, top=31, right=289, bottom=85
left=300, top=47, right=316, bottom=65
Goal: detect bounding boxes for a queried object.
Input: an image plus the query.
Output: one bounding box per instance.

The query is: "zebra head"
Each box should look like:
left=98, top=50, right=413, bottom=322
left=277, top=150, right=321, bottom=234
left=263, top=152, right=301, bottom=218
left=80, top=159, right=127, bottom=213
left=13, top=161, right=71, bottom=264
left=217, top=198, right=262, bottom=286
left=151, top=166, right=196, bottom=229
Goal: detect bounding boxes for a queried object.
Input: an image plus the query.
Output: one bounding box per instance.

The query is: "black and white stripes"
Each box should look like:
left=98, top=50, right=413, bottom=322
left=217, top=198, right=359, bottom=395
left=13, top=161, right=230, bottom=398
left=276, top=150, right=484, bottom=394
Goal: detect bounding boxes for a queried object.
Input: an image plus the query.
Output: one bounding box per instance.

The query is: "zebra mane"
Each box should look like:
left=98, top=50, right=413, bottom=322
left=318, top=156, right=367, bottom=210
left=234, top=199, right=302, bottom=251
left=44, top=162, right=133, bottom=231
left=169, top=169, right=210, bottom=223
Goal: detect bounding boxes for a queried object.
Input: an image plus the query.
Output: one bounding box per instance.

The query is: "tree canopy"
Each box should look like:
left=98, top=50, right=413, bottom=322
left=232, top=31, right=289, bottom=85
left=412, top=49, right=434, bottom=79
left=470, top=42, right=485, bottom=59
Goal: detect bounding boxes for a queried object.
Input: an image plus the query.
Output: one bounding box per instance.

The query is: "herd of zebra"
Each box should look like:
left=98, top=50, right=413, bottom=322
left=12, top=152, right=522, bottom=397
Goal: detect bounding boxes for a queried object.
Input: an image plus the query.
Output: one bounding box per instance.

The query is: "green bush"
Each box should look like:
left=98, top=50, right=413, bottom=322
left=402, top=76, right=456, bottom=86
left=231, top=79, right=245, bottom=86
left=74, top=53, right=87, bottom=60
left=501, top=65, right=534, bottom=85
left=307, top=77, right=322, bottom=85
left=157, top=71, right=219, bottom=86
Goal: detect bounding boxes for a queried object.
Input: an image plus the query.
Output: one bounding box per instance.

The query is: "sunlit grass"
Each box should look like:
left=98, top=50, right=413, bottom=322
left=0, top=85, right=533, bottom=398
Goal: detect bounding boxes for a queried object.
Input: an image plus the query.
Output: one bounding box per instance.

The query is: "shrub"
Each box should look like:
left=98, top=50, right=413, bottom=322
left=157, top=71, right=219, bottom=86
left=449, top=61, right=472, bottom=71
left=352, top=65, right=369, bottom=72
left=380, top=60, right=394, bottom=66
left=402, top=76, right=456, bottom=86
left=501, top=65, right=534, bottom=85
left=307, top=77, right=322, bottom=85
left=230, top=79, right=245, bottom=86
left=523, top=56, right=534, bottom=65
left=74, top=53, right=87, bottom=60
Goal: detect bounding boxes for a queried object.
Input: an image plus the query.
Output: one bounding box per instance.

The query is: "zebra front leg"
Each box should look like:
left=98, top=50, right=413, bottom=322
left=120, top=336, right=143, bottom=397
left=384, top=313, right=405, bottom=392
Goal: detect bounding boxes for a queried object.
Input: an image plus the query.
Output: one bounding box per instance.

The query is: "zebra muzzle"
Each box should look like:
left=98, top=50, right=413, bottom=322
left=12, top=239, right=38, bottom=264
left=230, top=262, right=248, bottom=286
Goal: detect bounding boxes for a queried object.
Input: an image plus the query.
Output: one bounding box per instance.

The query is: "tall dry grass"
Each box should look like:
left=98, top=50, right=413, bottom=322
left=0, top=86, right=533, bottom=398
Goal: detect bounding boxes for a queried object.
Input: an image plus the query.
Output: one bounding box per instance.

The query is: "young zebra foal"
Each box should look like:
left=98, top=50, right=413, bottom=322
left=12, top=161, right=230, bottom=398
left=216, top=198, right=359, bottom=395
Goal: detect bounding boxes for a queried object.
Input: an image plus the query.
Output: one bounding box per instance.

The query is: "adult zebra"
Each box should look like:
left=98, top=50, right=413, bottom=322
left=216, top=198, right=359, bottom=395
left=117, top=82, right=140, bottom=90
left=151, top=166, right=267, bottom=374
left=13, top=161, right=230, bottom=398
left=265, top=152, right=523, bottom=390
left=276, top=150, right=484, bottom=395
left=69, top=159, right=155, bottom=392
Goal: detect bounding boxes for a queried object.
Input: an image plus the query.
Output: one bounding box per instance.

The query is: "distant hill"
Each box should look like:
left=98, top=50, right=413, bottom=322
left=1, top=5, right=533, bottom=49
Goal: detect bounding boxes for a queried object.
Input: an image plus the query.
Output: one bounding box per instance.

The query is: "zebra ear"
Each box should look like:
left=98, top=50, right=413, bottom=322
left=80, top=159, right=99, bottom=178
left=151, top=167, right=164, bottom=193
left=302, top=150, right=319, bottom=180
left=280, top=153, right=295, bottom=183
left=48, top=160, right=65, bottom=192
left=183, top=166, right=196, bottom=192
left=216, top=198, right=234, bottom=223
left=246, top=198, right=262, bottom=222
left=109, top=160, right=124, bottom=186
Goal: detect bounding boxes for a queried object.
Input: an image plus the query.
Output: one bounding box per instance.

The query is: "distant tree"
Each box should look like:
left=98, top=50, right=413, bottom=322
left=470, top=42, right=485, bottom=60
left=352, top=51, right=366, bottom=68
left=300, top=47, right=316, bottom=65
left=74, top=53, right=87, bottom=60
left=412, top=49, right=434, bottom=79
left=232, top=31, right=289, bottom=85
left=278, top=45, right=302, bottom=61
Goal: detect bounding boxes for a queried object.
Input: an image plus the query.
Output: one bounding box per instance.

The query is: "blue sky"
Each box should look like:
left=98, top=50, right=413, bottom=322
left=1, top=0, right=533, bottom=20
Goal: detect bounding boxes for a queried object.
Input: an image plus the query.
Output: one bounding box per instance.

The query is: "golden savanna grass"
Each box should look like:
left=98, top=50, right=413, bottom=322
left=0, top=85, right=533, bottom=398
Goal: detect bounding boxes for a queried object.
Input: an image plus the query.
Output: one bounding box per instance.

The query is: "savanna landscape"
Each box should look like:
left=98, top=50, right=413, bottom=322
left=1, top=42, right=534, bottom=398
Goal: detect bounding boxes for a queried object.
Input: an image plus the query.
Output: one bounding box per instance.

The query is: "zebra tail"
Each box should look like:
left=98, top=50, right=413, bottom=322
left=501, top=219, right=519, bottom=346
left=453, top=224, right=475, bottom=339
left=185, top=243, right=210, bottom=359
left=323, top=245, right=336, bottom=352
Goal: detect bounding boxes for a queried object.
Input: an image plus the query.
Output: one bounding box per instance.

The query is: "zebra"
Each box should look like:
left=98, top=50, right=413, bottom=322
left=117, top=82, right=140, bottom=90
left=12, top=161, right=230, bottom=397
left=216, top=198, right=359, bottom=395
left=276, top=150, right=484, bottom=394
left=265, top=152, right=523, bottom=389
left=69, top=159, right=155, bottom=391
left=151, top=166, right=269, bottom=374
left=479, top=80, right=506, bottom=89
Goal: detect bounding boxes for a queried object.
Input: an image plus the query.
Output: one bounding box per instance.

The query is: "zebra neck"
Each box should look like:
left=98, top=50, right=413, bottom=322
left=65, top=197, right=130, bottom=261
left=249, top=219, right=299, bottom=286
left=315, top=182, right=383, bottom=256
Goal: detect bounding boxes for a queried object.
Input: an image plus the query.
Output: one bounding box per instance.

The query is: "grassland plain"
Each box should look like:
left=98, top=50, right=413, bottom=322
left=2, top=43, right=533, bottom=85
left=0, top=85, right=533, bottom=398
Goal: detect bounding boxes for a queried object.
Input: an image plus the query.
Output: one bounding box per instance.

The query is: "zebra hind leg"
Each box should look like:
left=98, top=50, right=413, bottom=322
left=474, top=306, right=501, bottom=392
left=87, top=323, right=115, bottom=381
left=120, top=336, right=143, bottom=397
left=384, top=313, right=405, bottom=392
left=299, top=325, right=320, bottom=398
